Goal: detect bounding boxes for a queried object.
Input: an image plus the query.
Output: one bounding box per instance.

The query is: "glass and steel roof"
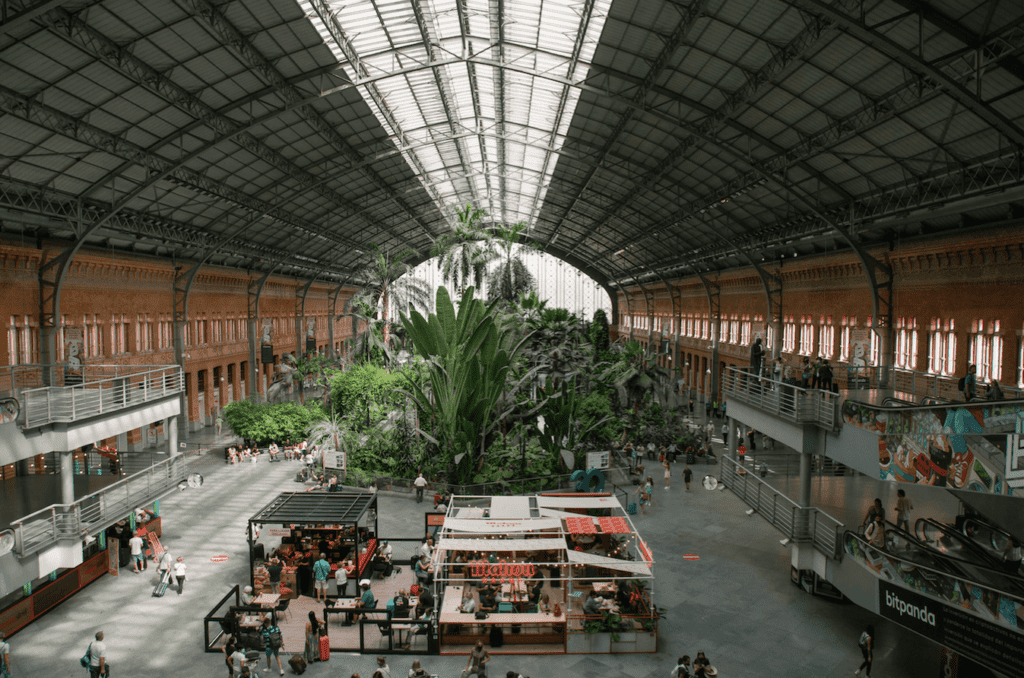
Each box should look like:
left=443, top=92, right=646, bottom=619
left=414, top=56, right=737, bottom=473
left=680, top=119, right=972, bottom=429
left=300, top=0, right=612, bottom=229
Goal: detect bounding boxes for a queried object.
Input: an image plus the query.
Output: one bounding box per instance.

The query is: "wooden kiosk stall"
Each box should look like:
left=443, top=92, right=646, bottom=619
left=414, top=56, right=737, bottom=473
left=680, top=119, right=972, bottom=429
left=246, top=491, right=379, bottom=601
left=431, top=493, right=656, bottom=655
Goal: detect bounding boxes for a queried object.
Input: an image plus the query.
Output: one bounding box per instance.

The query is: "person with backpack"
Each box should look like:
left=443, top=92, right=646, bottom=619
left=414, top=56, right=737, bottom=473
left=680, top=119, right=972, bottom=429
left=261, top=617, right=285, bottom=676
left=818, top=359, right=834, bottom=392
left=962, top=364, right=977, bottom=400
left=84, top=631, right=107, bottom=678
left=854, top=625, right=874, bottom=676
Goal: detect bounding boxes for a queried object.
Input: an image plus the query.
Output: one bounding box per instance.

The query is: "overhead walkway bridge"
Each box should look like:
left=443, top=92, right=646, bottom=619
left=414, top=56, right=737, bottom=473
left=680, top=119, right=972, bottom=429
left=718, top=367, right=1024, bottom=676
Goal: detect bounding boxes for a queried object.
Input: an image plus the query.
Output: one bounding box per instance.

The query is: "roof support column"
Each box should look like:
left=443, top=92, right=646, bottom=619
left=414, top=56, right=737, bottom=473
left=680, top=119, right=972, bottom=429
left=173, top=262, right=204, bottom=436
left=692, top=269, right=720, bottom=403
left=327, top=284, right=344, bottom=362
left=248, top=272, right=272, bottom=401
left=747, top=260, right=783, bottom=362
left=296, top=280, right=315, bottom=359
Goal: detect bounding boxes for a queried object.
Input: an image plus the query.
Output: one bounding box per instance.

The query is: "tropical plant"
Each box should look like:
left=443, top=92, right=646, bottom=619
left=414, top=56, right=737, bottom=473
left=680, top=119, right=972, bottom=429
left=431, top=203, right=495, bottom=294
left=534, top=378, right=613, bottom=469
left=400, top=286, right=536, bottom=483
left=590, top=308, right=611, bottom=359
left=603, top=340, right=670, bottom=415
left=222, top=400, right=325, bottom=444
left=347, top=245, right=431, bottom=353
left=487, top=221, right=534, bottom=304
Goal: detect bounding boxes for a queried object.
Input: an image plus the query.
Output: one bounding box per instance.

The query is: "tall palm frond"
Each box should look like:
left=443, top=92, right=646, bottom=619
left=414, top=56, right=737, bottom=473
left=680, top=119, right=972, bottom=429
left=347, top=246, right=431, bottom=361
left=432, top=203, right=496, bottom=294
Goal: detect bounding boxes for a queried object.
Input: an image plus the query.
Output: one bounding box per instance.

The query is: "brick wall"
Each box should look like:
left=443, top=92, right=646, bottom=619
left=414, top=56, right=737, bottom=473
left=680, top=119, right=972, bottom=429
left=616, top=227, right=1024, bottom=393
left=0, top=241, right=358, bottom=431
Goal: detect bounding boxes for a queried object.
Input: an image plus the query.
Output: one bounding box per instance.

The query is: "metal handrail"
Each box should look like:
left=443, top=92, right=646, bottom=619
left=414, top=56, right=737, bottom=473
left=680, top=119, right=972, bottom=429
left=19, top=365, right=183, bottom=428
left=838, top=365, right=1024, bottom=400
left=720, top=456, right=844, bottom=560
left=721, top=367, right=839, bottom=429
left=11, top=455, right=187, bottom=557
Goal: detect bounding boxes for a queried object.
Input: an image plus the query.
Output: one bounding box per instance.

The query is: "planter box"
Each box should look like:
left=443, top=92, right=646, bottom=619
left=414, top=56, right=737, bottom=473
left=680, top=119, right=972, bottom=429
left=566, top=632, right=611, bottom=653
left=635, top=632, right=657, bottom=652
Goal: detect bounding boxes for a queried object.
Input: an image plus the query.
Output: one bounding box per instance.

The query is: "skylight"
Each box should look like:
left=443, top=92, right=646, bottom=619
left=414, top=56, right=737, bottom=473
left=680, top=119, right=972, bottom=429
left=297, top=0, right=612, bottom=228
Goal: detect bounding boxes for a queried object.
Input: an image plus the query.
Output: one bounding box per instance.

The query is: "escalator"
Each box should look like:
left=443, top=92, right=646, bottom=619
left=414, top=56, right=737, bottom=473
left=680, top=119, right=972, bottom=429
left=837, top=526, right=1024, bottom=677
left=915, top=517, right=1023, bottom=580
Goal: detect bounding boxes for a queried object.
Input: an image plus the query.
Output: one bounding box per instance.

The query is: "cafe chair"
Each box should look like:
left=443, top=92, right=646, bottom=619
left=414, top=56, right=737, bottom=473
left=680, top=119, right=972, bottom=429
left=497, top=602, right=514, bottom=614
left=275, top=597, right=290, bottom=622
left=376, top=621, right=393, bottom=648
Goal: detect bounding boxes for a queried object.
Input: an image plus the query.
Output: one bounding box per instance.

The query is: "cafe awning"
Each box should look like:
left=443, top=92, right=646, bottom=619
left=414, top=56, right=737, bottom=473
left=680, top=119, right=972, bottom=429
left=565, top=549, right=652, bottom=576
left=443, top=518, right=562, bottom=533
left=436, top=537, right=567, bottom=553
left=248, top=491, right=377, bottom=525
left=536, top=496, right=621, bottom=509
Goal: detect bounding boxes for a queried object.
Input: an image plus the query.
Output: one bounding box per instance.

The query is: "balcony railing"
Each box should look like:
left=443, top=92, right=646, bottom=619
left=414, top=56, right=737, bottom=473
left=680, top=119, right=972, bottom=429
left=11, top=455, right=187, bottom=557
left=836, top=365, right=1023, bottom=401
left=18, top=364, right=183, bottom=428
left=720, top=456, right=844, bottom=560
left=721, top=367, right=839, bottom=429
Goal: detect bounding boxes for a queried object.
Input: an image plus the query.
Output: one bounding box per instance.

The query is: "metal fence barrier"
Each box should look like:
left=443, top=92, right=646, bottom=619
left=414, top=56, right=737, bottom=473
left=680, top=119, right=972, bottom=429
left=721, top=367, right=839, bottom=429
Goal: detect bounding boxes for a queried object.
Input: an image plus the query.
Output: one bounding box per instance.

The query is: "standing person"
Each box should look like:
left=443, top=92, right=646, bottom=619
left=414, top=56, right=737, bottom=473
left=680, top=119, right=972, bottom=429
left=304, top=611, right=320, bottom=664
left=866, top=515, right=886, bottom=550
left=409, top=660, right=429, bottom=677
left=800, top=357, right=811, bottom=388
left=662, top=459, right=671, bottom=490
left=964, top=364, right=977, bottom=400
left=748, top=428, right=757, bottom=451
left=720, top=422, right=728, bottom=446
left=87, top=631, right=106, bottom=678
left=632, top=482, right=649, bottom=516
left=260, top=617, right=285, bottom=676
left=266, top=557, right=283, bottom=594
left=128, top=531, right=145, bottom=574
left=862, top=498, right=884, bottom=528
left=460, top=641, right=489, bottom=678
left=819, top=359, right=833, bottom=391
left=711, top=398, right=719, bottom=419
left=225, top=638, right=248, bottom=677
left=772, top=358, right=783, bottom=385
left=1001, top=537, right=1023, bottom=574
left=854, top=625, right=874, bottom=676
left=646, top=441, right=656, bottom=462
left=336, top=556, right=349, bottom=597
left=688, top=398, right=694, bottom=414
left=313, top=553, right=331, bottom=603
left=172, top=556, right=187, bottom=596
left=413, top=473, right=427, bottom=503
left=157, top=547, right=173, bottom=584
left=374, top=656, right=391, bottom=678
left=720, top=400, right=726, bottom=418
left=704, top=399, right=711, bottom=419
left=0, top=631, right=10, bottom=678
left=737, top=442, right=747, bottom=465
left=682, top=465, right=693, bottom=492
left=894, top=489, right=913, bottom=533
left=750, top=337, right=764, bottom=383
left=672, top=655, right=692, bottom=677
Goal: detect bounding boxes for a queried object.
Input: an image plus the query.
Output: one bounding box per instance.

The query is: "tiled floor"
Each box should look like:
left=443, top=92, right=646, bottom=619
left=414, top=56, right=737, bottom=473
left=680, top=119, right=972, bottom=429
left=4, top=420, right=953, bottom=678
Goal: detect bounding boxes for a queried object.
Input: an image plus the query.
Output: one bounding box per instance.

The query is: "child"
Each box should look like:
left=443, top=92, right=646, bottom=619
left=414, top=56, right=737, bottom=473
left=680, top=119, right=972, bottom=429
left=633, top=483, right=650, bottom=515
left=663, top=460, right=671, bottom=490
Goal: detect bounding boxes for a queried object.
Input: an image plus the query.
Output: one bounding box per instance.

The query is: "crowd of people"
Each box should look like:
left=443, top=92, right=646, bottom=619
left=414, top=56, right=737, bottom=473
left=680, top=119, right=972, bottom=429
left=671, top=651, right=716, bottom=677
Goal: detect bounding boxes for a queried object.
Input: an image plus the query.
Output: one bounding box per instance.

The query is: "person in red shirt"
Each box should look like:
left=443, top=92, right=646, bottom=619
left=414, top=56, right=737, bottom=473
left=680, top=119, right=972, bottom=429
left=737, top=443, right=747, bottom=465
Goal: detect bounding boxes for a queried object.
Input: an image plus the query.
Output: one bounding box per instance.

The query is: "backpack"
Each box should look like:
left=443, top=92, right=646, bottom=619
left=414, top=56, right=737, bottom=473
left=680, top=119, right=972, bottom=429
left=268, top=629, right=283, bottom=650
left=957, top=376, right=966, bottom=391
left=858, top=631, right=870, bottom=648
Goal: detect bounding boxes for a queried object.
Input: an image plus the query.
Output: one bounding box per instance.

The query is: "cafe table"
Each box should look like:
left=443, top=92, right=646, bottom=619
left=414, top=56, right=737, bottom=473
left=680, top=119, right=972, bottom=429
left=252, top=593, right=281, bottom=608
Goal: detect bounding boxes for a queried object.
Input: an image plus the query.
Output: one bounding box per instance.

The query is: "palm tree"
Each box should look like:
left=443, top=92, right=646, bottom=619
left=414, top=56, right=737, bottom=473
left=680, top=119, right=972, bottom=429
left=431, top=203, right=495, bottom=295
left=348, top=245, right=431, bottom=355
left=487, top=221, right=534, bottom=304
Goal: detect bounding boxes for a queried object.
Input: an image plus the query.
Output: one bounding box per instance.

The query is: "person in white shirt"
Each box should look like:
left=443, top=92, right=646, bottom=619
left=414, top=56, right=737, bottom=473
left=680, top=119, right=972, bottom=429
left=227, top=646, right=248, bottom=674
left=413, top=473, right=428, bottom=503
left=87, top=631, right=106, bottom=678
left=241, top=585, right=254, bottom=606
left=128, top=532, right=145, bottom=573
left=419, top=538, right=433, bottom=560
left=374, top=656, right=391, bottom=678
left=173, top=557, right=187, bottom=596
left=157, top=549, right=173, bottom=583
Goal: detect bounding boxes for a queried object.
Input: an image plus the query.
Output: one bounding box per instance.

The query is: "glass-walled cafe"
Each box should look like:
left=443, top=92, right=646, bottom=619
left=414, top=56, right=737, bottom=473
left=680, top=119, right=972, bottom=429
left=432, top=494, right=658, bottom=654
left=204, top=491, right=658, bottom=657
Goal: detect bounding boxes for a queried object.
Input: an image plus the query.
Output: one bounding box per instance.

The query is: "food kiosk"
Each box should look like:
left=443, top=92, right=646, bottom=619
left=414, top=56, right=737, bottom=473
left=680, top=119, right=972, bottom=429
left=431, top=493, right=657, bottom=654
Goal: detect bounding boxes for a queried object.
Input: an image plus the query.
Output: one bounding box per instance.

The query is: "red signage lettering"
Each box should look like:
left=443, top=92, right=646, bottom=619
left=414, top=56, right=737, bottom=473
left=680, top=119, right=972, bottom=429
left=467, top=559, right=536, bottom=584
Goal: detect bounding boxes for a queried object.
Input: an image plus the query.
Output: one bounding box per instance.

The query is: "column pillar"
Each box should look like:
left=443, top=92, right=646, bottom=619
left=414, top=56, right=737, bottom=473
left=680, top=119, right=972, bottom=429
left=60, top=451, right=75, bottom=505
left=799, top=448, right=812, bottom=508
left=727, top=415, right=738, bottom=460
left=167, top=416, right=179, bottom=458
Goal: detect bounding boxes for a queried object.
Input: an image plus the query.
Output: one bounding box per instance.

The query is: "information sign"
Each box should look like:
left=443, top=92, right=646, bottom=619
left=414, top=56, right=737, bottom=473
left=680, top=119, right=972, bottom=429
left=323, top=450, right=347, bottom=471
left=586, top=451, right=610, bottom=471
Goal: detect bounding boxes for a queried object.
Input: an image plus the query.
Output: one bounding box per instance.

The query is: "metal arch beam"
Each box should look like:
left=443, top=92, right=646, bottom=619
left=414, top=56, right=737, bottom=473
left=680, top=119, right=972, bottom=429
left=542, top=0, right=713, bottom=252
left=791, top=0, right=1024, bottom=146
left=0, top=0, right=65, bottom=38
left=248, top=270, right=274, bottom=401
left=35, top=7, right=407, bottom=250
left=884, top=0, right=1024, bottom=84
left=183, top=0, right=440, bottom=240
left=688, top=266, right=721, bottom=402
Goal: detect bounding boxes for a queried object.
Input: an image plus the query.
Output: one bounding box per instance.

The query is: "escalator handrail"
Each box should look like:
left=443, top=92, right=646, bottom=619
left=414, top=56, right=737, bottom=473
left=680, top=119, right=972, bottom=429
left=914, top=517, right=1011, bottom=573
left=904, top=519, right=1024, bottom=595
left=844, top=529, right=1024, bottom=607
left=962, top=518, right=1013, bottom=553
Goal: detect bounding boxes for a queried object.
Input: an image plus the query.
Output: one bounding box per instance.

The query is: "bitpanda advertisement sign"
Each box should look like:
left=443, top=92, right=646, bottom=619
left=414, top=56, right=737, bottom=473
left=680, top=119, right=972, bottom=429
left=878, top=580, right=1024, bottom=676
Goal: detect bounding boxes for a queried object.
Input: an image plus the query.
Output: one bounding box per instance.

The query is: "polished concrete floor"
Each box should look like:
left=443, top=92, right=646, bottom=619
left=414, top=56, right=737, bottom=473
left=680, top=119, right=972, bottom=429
left=3, top=419, right=954, bottom=678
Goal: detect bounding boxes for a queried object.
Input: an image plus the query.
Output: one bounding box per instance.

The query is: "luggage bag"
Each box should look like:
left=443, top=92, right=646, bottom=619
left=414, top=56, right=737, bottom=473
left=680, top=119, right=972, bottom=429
left=152, top=569, right=171, bottom=597
left=319, top=635, right=330, bottom=661
left=288, top=654, right=307, bottom=674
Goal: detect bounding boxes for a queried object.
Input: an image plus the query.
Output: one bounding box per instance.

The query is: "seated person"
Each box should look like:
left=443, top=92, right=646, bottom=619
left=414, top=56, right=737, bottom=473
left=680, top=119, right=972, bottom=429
left=415, top=587, right=434, bottom=618
left=414, top=555, right=433, bottom=585
left=478, top=585, right=498, bottom=612
left=240, top=585, right=255, bottom=606
left=538, top=593, right=552, bottom=614
left=452, top=551, right=467, bottom=575
left=582, top=589, right=603, bottom=616
left=527, top=578, right=544, bottom=604
left=456, top=589, right=477, bottom=614
left=353, top=580, right=376, bottom=621
left=393, top=589, right=411, bottom=618
left=377, top=540, right=393, bottom=562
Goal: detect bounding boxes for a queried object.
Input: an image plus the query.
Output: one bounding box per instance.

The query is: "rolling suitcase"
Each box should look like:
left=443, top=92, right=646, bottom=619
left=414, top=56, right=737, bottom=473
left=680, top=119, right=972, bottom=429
left=383, top=561, right=394, bottom=577
left=288, top=654, right=307, bottom=674
left=152, top=569, right=171, bottom=597
left=318, top=634, right=330, bottom=661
